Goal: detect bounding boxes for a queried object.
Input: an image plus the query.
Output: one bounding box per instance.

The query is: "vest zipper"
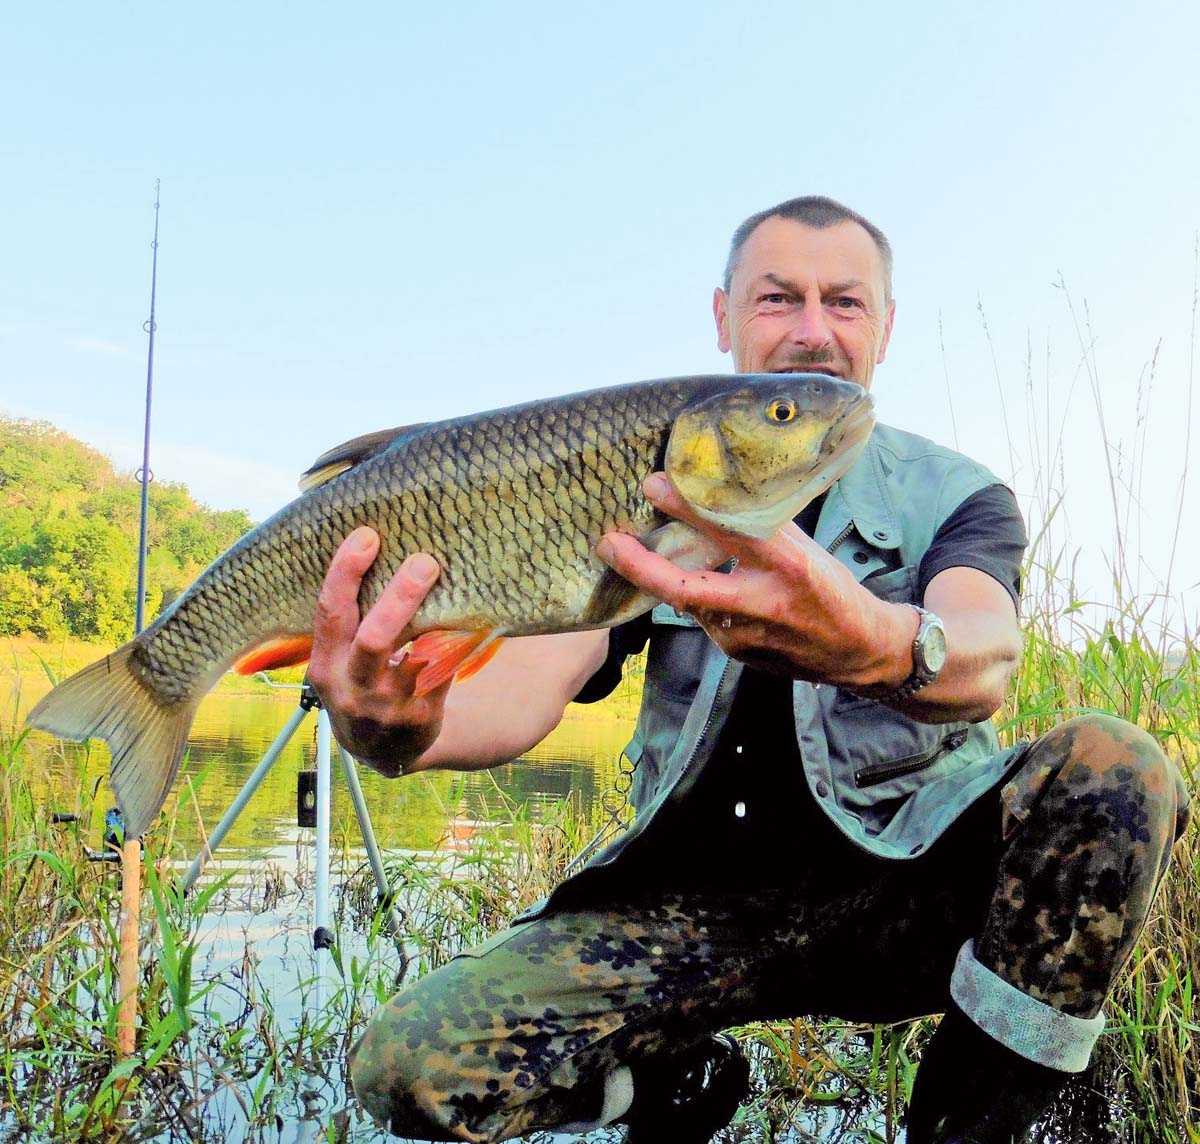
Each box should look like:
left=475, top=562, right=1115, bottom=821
left=585, top=658, right=739, bottom=872
left=678, top=658, right=739, bottom=780
left=826, top=522, right=856, bottom=554
left=853, top=728, right=970, bottom=788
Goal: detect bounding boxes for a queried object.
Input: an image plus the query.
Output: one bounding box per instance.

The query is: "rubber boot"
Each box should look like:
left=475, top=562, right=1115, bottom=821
left=905, top=1005, right=1073, bottom=1143
left=621, top=1034, right=751, bottom=1143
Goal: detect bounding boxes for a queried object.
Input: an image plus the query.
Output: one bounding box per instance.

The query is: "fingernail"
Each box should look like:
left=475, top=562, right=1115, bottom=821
left=595, top=537, right=615, bottom=564
left=644, top=473, right=670, bottom=500
left=347, top=526, right=376, bottom=553
left=402, top=552, right=440, bottom=587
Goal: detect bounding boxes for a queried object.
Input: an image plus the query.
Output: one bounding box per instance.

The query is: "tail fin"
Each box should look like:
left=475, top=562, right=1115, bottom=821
left=26, top=643, right=197, bottom=840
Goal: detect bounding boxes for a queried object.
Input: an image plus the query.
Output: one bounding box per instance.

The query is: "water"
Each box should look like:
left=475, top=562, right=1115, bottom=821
left=16, top=676, right=632, bottom=858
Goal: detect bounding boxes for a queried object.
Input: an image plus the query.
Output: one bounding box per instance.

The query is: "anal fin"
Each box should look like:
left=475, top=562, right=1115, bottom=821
left=408, top=629, right=506, bottom=695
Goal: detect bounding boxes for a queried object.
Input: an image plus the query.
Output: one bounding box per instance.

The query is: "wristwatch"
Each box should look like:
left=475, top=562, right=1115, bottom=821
left=887, top=605, right=947, bottom=702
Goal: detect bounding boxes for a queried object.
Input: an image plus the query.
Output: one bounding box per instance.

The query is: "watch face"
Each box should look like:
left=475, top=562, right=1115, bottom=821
left=919, top=620, right=948, bottom=674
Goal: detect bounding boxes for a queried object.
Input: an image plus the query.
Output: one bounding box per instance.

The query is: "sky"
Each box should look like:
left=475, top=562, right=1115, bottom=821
left=2, top=0, right=1198, bottom=637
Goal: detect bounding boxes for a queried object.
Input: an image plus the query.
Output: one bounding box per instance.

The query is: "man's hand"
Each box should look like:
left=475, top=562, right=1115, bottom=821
left=307, top=527, right=451, bottom=776
left=596, top=473, right=914, bottom=687
left=597, top=473, right=1022, bottom=722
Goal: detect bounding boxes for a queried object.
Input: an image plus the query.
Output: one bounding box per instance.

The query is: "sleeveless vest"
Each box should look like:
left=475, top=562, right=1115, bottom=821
left=529, top=424, right=1028, bottom=917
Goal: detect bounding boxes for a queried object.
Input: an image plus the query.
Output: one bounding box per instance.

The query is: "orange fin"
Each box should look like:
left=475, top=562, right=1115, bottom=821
left=233, top=636, right=314, bottom=675
left=451, top=636, right=505, bottom=684
left=408, top=630, right=505, bottom=695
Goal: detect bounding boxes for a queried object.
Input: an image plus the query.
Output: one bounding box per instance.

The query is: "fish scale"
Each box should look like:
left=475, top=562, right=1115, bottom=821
left=27, top=372, right=874, bottom=839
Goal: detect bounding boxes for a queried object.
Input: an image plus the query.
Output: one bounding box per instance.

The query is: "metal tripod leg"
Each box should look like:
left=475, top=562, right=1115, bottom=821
left=313, top=707, right=333, bottom=1011
left=180, top=701, right=312, bottom=895
left=337, top=743, right=408, bottom=946
left=178, top=684, right=408, bottom=1007
left=310, top=708, right=411, bottom=1007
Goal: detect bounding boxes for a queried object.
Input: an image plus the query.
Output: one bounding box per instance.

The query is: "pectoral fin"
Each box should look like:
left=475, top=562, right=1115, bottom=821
left=581, top=522, right=732, bottom=626
left=233, top=636, right=315, bottom=675
left=641, top=520, right=731, bottom=571
left=581, top=567, right=651, bottom=626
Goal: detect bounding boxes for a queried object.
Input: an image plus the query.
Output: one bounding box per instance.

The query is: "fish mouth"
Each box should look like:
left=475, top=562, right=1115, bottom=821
left=828, top=384, right=876, bottom=455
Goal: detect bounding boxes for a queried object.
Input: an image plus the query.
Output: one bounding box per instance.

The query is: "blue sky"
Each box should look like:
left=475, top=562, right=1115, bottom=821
left=3, top=1, right=1197, bottom=632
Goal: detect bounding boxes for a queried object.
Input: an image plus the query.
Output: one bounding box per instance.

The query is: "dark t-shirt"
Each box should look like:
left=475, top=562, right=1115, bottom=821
left=573, top=483, right=1028, bottom=887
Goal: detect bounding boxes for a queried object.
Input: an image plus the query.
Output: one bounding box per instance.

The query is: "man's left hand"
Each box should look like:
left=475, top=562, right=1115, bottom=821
left=596, top=472, right=914, bottom=687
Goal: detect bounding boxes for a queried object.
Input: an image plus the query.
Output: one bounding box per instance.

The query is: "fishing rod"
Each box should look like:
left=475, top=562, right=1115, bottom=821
left=53, top=178, right=161, bottom=863
left=117, top=179, right=163, bottom=1058
left=135, top=178, right=161, bottom=634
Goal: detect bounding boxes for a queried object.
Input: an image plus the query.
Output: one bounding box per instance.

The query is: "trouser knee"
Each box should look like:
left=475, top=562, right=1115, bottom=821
left=1002, top=712, right=1189, bottom=857
left=347, top=911, right=639, bottom=1144
left=348, top=960, right=524, bottom=1143
left=348, top=997, right=462, bottom=1142
left=979, top=712, right=1189, bottom=1018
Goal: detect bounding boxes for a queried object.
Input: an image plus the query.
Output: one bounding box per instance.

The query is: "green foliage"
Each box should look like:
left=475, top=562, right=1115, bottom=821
left=0, top=416, right=253, bottom=642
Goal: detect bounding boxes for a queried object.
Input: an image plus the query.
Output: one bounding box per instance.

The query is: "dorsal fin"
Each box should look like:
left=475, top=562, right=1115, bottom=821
left=298, top=424, right=426, bottom=492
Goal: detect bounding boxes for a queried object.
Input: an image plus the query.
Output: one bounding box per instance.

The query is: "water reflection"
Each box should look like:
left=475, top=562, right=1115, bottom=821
left=12, top=677, right=636, bottom=863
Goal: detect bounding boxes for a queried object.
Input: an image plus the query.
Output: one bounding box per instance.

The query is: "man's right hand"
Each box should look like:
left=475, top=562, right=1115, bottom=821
left=307, top=526, right=452, bottom=777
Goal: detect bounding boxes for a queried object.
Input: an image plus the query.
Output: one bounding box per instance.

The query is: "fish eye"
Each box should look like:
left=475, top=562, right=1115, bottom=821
left=767, top=398, right=797, bottom=423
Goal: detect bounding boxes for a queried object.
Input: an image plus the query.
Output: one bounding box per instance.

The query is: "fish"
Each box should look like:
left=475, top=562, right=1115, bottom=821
left=27, top=372, right=874, bottom=838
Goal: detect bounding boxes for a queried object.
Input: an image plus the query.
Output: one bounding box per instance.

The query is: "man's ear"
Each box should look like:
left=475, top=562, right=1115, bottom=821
left=713, top=288, right=731, bottom=354
left=876, top=298, right=896, bottom=364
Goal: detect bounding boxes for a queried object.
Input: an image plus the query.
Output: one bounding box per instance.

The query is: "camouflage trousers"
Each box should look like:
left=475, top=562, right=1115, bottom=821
left=349, top=714, right=1190, bottom=1142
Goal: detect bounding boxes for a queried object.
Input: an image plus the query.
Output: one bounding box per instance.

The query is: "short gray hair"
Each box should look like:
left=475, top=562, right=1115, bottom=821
left=723, top=195, right=893, bottom=300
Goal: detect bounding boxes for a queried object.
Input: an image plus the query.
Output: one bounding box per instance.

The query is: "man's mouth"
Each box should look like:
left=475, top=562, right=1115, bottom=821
left=771, top=366, right=841, bottom=378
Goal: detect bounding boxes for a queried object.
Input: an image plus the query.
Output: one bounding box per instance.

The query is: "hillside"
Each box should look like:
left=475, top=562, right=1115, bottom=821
left=0, top=415, right=254, bottom=641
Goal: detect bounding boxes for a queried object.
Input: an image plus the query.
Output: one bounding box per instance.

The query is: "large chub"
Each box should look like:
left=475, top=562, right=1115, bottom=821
left=26, top=642, right=197, bottom=840
left=23, top=372, right=875, bottom=839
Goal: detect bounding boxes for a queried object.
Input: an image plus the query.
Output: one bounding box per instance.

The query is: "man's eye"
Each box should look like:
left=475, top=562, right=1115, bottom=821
left=832, top=297, right=862, bottom=310
left=760, top=293, right=790, bottom=305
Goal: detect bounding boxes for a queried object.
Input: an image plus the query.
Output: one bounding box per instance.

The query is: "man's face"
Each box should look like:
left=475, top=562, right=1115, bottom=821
left=713, top=217, right=895, bottom=389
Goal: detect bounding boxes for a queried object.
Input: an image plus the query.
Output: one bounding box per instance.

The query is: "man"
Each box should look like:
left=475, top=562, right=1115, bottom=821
left=308, top=198, right=1189, bottom=1144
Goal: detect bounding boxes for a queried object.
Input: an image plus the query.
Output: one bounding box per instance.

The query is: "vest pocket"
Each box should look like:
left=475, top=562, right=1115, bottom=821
left=646, top=611, right=710, bottom=703
left=861, top=563, right=917, bottom=602
left=853, top=728, right=970, bottom=788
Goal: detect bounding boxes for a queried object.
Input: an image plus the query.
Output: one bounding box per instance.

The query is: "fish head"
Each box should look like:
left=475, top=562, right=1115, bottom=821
left=665, top=372, right=875, bottom=538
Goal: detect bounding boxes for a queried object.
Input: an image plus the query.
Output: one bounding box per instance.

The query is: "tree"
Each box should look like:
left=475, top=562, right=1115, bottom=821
left=0, top=415, right=256, bottom=641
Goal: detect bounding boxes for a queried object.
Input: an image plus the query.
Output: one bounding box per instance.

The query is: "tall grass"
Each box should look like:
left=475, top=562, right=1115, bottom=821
left=0, top=709, right=387, bottom=1141
left=0, top=696, right=602, bottom=1141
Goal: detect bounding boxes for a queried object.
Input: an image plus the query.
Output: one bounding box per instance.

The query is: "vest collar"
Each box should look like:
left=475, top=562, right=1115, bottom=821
left=814, top=427, right=903, bottom=552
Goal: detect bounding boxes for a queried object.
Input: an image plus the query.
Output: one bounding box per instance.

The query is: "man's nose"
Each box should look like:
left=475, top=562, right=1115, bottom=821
left=786, top=304, right=833, bottom=348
